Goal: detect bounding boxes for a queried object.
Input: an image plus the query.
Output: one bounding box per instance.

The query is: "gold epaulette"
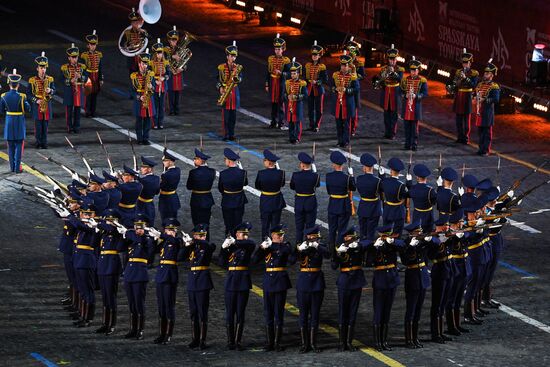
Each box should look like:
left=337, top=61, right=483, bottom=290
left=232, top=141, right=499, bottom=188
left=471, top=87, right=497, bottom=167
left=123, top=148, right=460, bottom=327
left=356, top=60, right=365, bottom=67
left=471, top=69, right=479, bottom=76
left=299, top=79, right=307, bottom=87
left=130, top=72, right=138, bottom=81
left=282, top=56, right=291, bottom=64
left=420, top=76, right=428, bottom=83
left=60, top=64, right=68, bottom=72
left=491, top=82, right=500, bottom=90
left=217, top=64, right=226, bottom=72
left=48, top=76, right=54, bottom=82
left=28, top=76, right=36, bottom=85
left=332, top=71, right=340, bottom=79
left=97, top=51, right=103, bottom=58
left=397, top=66, right=405, bottom=72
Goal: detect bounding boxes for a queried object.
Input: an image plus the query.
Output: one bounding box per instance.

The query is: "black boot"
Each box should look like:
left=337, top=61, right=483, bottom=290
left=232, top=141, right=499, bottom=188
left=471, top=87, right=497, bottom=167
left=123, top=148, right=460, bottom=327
left=264, top=325, right=274, bottom=351
left=338, top=324, right=349, bottom=351
left=61, top=286, right=73, bottom=305
left=381, top=323, right=392, bottom=351
left=440, top=316, right=452, bottom=341
left=74, top=302, right=87, bottom=327
left=199, top=321, right=208, bottom=350
left=446, top=310, right=461, bottom=336
left=299, top=327, right=310, bottom=353
left=274, top=325, right=284, bottom=352
left=135, top=314, right=145, bottom=340
left=464, top=301, right=483, bottom=325
left=310, top=327, right=321, bottom=353
left=154, top=318, right=167, bottom=344
left=76, top=302, right=94, bottom=327
left=373, top=324, right=382, bottom=351
left=235, top=322, right=244, bottom=351
left=125, top=313, right=138, bottom=338
left=454, top=309, right=469, bottom=333
left=431, top=316, right=445, bottom=343
left=412, top=322, right=423, bottom=348
left=405, top=321, right=416, bottom=349
left=96, top=307, right=108, bottom=333
left=226, top=323, right=236, bottom=350
left=106, top=309, right=116, bottom=335
left=188, top=320, right=200, bottom=349
left=347, top=324, right=358, bottom=352
left=163, top=319, right=174, bottom=345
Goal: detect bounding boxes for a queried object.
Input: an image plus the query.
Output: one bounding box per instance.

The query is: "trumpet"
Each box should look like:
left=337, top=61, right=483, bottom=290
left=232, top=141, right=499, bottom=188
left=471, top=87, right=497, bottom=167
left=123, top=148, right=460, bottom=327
left=373, top=66, right=398, bottom=90
left=217, top=64, right=242, bottom=106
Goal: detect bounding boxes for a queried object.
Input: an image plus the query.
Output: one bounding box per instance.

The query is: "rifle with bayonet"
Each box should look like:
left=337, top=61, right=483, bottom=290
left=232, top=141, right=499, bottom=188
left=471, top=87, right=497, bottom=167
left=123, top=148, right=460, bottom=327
left=96, top=131, right=115, bottom=174
left=65, top=136, right=95, bottom=175
left=128, top=129, right=138, bottom=171
left=496, top=178, right=550, bottom=212
left=405, top=151, right=412, bottom=223
left=36, top=151, right=88, bottom=183
left=497, top=160, right=548, bottom=201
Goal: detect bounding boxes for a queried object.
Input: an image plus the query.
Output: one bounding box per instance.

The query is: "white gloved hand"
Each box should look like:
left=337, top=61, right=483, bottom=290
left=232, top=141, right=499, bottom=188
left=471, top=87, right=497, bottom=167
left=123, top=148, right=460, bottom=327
left=438, top=233, right=448, bottom=243
left=476, top=228, right=483, bottom=234
left=507, top=190, right=514, bottom=198
left=87, top=218, right=98, bottom=228
left=347, top=167, right=354, bottom=176
left=385, top=237, right=394, bottom=244
left=518, top=199, right=523, bottom=205
left=374, top=238, right=384, bottom=247
left=378, top=166, right=385, bottom=176
left=236, top=161, right=243, bottom=170
left=406, top=174, right=412, bottom=181
left=222, top=236, right=235, bottom=249
left=475, top=218, right=485, bottom=227
left=336, top=244, right=348, bottom=253
left=497, top=185, right=500, bottom=192
left=436, top=176, right=443, bottom=187
left=117, top=226, right=127, bottom=235
left=275, top=162, right=280, bottom=170
left=184, top=239, right=193, bottom=247
left=71, top=171, right=80, bottom=181
left=148, top=228, right=161, bottom=239
left=311, top=163, right=317, bottom=173
left=298, top=242, right=309, bottom=251
left=458, top=187, right=465, bottom=196
left=309, top=241, right=319, bottom=249
left=181, top=231, right=192, bottom=243
left=260, top=237, right=272, bottom=249
left=424, top=235, right=432, bottom=242
left=56, top=207, right=70, bottom=218
left=410, top=237, right=419, bottom=247
left=456, top=232, right=465, bottom=238
left=348, top=241, right=358, bottom=248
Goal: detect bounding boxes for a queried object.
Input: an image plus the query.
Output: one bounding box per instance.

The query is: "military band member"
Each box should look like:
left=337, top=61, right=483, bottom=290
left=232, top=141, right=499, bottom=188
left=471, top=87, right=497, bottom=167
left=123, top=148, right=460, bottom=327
left=186, top=149, right=216, bottom=232
left=379, top=45, right=404, bottom=140
left=118, top=165, right=143, bottom=227
left=290, top=152, right=321, bottom=244
left=150, top=39, right=170, bottom=129
left=332, top=54, right=359, bottom=148
left=165, top=26, right=185, bottom=115
left=137, top=156, right=161, bottom=226
left=102, top=170, right=122, bottom=210
left=182, top=224, right=216, bottom=350
left=400, top=57, right=428, bottom=151
left=452, top=49, right=478, bottom=144
left=81, top=30, right=103, bottom=117
left=408, top=164, right=437, bottom=232
left=381, top=158, right=408, bottom=236
left=266, top=34, right=291, bottom=129
left=124, top=8, right=146, bottom=83
left=345, top=37, right=365, bottom=136
left=218, top=222, right=256, bottom=351
left=305, top=41, right=327, bottom=132
left=333, top=226, right=365, bottom=352
left=254, top=224, right=294, bottom=352
left=217, top=41, right=242, bottom=141
left=474, top=60, right=500, bottom=156
left=255, top=149, right=286, bottom=239
left=159, top=149, right=181, bottom=221
left=294, top=225, right=329, bottom=353
left=219, top=148, right=248, bottom=236
left=61, top=44, right=88, bottom=134
left=87, top=173, right=109, bottom=215
left=284, top=59, right=308, bottom=144
left=29, top=52, right=55, bottom=149
left=356, top=153, right=382, bottom=241
left=326, top=151, right=356, bottom=251
left=1, top=69, right=31, bottom=173
left=130, top=50, right=155, bottom=145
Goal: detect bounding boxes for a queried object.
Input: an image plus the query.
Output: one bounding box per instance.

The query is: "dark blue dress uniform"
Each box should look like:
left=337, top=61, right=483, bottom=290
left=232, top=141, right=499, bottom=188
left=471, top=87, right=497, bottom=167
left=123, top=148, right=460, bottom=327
left=154, top=219, right=183, bottom=345
left=452, top=50, right=479, bottom=144
left=474, top=61, right=500, bottom=156
left=305, top=42, right=328, bottom=131
left=253, top=224, right=294, bottom=352
left=0, top=71, right=31, bottom=173
left=118, top=165, right=143, bottom=227
left=399, top=59, right=428, bottom=151
left=364, top=225, right=404, bottom=351
left=58, top=193, right=80, bottom=310
left=103, top=170, right=122, bottom=209
left=356, top=153, right=382, bottom=241
left=122, top=218, right=154, bottom=340
left=332, top=226, right=366, bottom=352
left=379, top=46, right=404, bottom=139
left=87, top=174, right=110, bottom=215
left=332, top=54, right=360, bottom=148
left=284, top=61, right=308, bottom=143
left=326, top=151, right=356, bottom=249
left=186, top=149, right=216, bottom=229
left=95, top=211, right=124, bottom=335
left=217, top=43, right=242, bottom=141
left=61, top=44, right=88, bottom=133
left=137, top=156, right=161, bottom=225
left=130, top=51, right=156, bottom=144
left=266, top=35, right=291, bottom=128
left=381, top=158, right=408, bottom=236
left=437, top=167, right=461, bottom=221
left=408, top=164, right=437, bottom=232
left=255, top=149, right=286, bottom=239
left=29, top=53, right=56, bottom=149
left=290, top=152, right=321, bottom=243
left=219, top=148, right=248, bottom=236
left=483, top=187, right=505, bottom=308
left=180, top=224, right=216, bottom=350
left=218, top=222, right=256, bottom=350
left=159, top=150, right=181, bottom=221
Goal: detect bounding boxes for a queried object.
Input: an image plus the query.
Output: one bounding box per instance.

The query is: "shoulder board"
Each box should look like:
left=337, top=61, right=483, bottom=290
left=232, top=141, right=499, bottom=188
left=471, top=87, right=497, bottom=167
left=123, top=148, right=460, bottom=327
left=61, top=64, right=68, bottom=71
left=420, top=77, right=428, bottom=83
left=80, top=52, right=88, bottom=59
left=299, top=80, right=307, bottom=87
left=130, top=72, right=138, bottom=80
left=268, top=55, right=275, bottom=62
left=283, top=56, right=291, bottom=63
left=47, top=76, right=55, bottom=82
left=491, top=82, right=500, bottom=89
left=97, top=51, right=103, bottom=58
left=28, top=76, right=36, bottom=84
left=471, top=69, right=479, bottom=76
left=217, top=64, right=225, bottom=71
left=350, top=74, right=358, bottom=81
left=319, top=63, right=326, bottom=70
left=332, top=71, right=340, bottom=78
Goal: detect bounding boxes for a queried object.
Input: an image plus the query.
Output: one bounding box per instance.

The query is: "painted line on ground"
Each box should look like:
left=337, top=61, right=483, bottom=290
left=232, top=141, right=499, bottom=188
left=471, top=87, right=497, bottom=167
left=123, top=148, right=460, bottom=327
left=507, top=218, right=541, bottom=234
left=497, top=304, right=550, bottom=334
left=29, top=353, right=59, bottom=367
left=498, top=261, right=538, bottom=278
left=0, top=4, right=16, bottom=14
left=47, top=29, right=82, bottom=44
left=529, top=209, right=550, bottom=215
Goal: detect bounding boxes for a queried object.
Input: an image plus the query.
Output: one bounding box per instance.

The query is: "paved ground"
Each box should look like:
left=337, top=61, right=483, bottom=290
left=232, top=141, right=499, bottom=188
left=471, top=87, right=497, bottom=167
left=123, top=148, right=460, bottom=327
left=0, top=1, right=549, bottom=366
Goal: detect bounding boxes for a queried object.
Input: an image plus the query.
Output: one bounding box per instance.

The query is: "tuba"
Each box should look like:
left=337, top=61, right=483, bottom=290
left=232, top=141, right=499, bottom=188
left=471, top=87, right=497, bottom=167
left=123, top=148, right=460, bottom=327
left=170, top=31, right=195, bottom=73
left=118, top=0, right=162, bottom=57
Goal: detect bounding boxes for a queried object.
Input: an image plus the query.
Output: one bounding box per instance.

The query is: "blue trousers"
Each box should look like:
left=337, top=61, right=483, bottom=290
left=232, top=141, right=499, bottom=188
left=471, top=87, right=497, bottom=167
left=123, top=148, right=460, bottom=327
left=338, top=288, right=362, bottom=325
left=464, top=264, right=483, bottom=303
left=7, top=140, right=23, bottom=172
left=456, top=114, right=471, bottom=142
left=298, top=290, right=324, bottom=328
left=135, top=116, right=151, bottom=143
left=335, top=117, right=351, bottom=147
left=288, top=119, right=302, bottom=142
left=98, top=274, right=119, bottom=309
left=34, top=120, right=48, bottom=147
left=359, top=216, right=379, bottom=241
left=412, top=210, right=434, bottom=233
left=223, top=109, right=237, bottom=139
left=431, top=273, right=451, bottom=317
left=188, top=290, right=210, bottom=322
left=157, top=282, right=177, bottom=320
left=307, top=93, right=323, bottom=130
left=328, top=212, right=350, bottom=248
left=86, top=92, right=98, bottom=116
left=271, top=102, right=284, bottom=125
left=75, top=267, right=96, bottom=304
left=373, top=287, right=396, bottom=324
left=260, top=209, right=282, bottom=240
left=222, top=207, right=244, bottom=237
left=65, top=106, right=81, bottom=132
left=225, top=290, right=250, bottom=324
left=404, top=287, right=426, bottom=322
left=448, top=272, right=467, bottom=310
left=191, top=206, right=211, bottom=226
left=383, top=109, right=398, bottom=138
left=403, top=119, right=419, bottom=149
left=294, top=207, right=317, bottom=244
left=152, top=92, right=165, bottom=128
left=125, top=281, right=147, bottom=315
left=477, top=126, right=492, bottom=154
left=136, top=201, right=156, bottom=226
left=263, top=290, right=287, bottom=327
left=168, top=91, right=180, bottom=114
left=63, top=253, right=75, bottom=286
left=382, top=217, right=404, bottom=237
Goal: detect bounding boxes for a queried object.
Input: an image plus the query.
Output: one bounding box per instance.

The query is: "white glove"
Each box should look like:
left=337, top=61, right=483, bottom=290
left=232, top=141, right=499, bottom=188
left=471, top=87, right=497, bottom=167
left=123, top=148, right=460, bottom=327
left=438, top=233, right=448, bottom=243
left=406, top=174, right=412, bottom=181
left=86, top=218, right=98, bottom=228
left=236, top=161, right=243, bottom=170
left=497, top=185, right=500, bottom=192
left=117, top=226, right=127, bottom=235
left=56, top=207, right=70, bottom=218
left=475, top=218, right=485, bottom=227
left=260, top=237, right=272, bottom=249
left=378, top=166, right=385, bottom=176
left=311, top=163, right=317, bottom=173
left=148, top=228, right=161, bottom=240
left=298, top=242, right=309, bottom=251
left=410, top=237, right=419, bottom=247
left=458, top=187, right=465, bottom=196
left=424, top=236, right=432, bottom=242
left=184, top=239, right=193, bottom=247
left=71, top=171, right=80, bottom=181
left=518, top=199, right=523, bottom=205
left=436, top=176, right=443, bottom=187
left=348, top=241, right=358, bottom=248
left=181, top=231, right=192, bottom=243
left=222, top=236, right=235, bottom=249
left=275, top=162, right=280, bottom=170
left=336, top=244, right=348, bottom=253
left=309, top=241, right=319, bottom=249
left=476, top=228, right=483, bottom=234
left=385, top=237, right=394, bottom=244
left=456, top=232, right=465, bottom=238
left=347, top=167, right=354, bottom=176
left=507, top=190, right=514, bottom=198
left=374, top=238, right=384, bottom=247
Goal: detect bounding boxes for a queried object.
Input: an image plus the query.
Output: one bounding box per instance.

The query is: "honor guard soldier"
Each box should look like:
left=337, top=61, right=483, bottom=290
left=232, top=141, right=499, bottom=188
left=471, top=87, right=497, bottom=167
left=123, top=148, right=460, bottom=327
left=255, top=149, right=286, bottom=239
left=290, top=152, right=321, bottom=244
left=408, top=164, right=437, bottom=232
left=356, top=153, right=382, bottom=241
left=124, top=8, right=146, bottom=85
left=0, top=69, right=31, bottom=173
left=218, top=222, right=256, bottom=351
left=217, top=41, right=242, bottom=141
left=159, top=149, right=181, bottom=221
left=381, top=158, right=409, bottom=236
left=61, top=44, right=88, bottom=133
left=461, top=174, right=478, bottom=203
left=332, top=226, right=366, bottom=352
left=437, top=167, right=461, bottom=220
left=29, top=53, right=55, bottom=149
left=186, top=149, right=216, bottom=231
left=253, top=224, right=294, bottom=352
left=81, top=30, right=103, bottom=117
left=305, top=41, right=327, bottom=132
left=266, top=34, right=291, bottom=129
left=181, top=224, right=216, bottom=350
left=152, top=218, right=183, bottom=345
left=474, top=60, right=500, bottom=156
left=131, top=49, right=155, bottom=145
left=400, top=57, right=428, bottom=151
left=378, top=45, right=404, bottom=140
left=400, top=221, right=432, bottom=348
left=137, top=156, right=161, bottom=226
left=118, top=214, right=155, bottom=340
left=150, top=39, right=170, bottom=129
left=95, top=209, right=124, bottom=335
left=87, top=173, right=109, bottom=215
left=345, top=37, right=365, bottom=136
left=284, top=58, right=308, bottom=144
left=332, top=53, right=359, bottom=148
left=295, top=226, right=330, bottom=353
left=326, top=151, right=356, bottom=251
left=219, top=148, right=248, bottom=236
left=102, top=170, right=121, bottom=209
left=118, top=165, right=143, bottom=227
left=452, top=49, right=479, bottom=144
left=165, top=26, right=185, bottom=115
